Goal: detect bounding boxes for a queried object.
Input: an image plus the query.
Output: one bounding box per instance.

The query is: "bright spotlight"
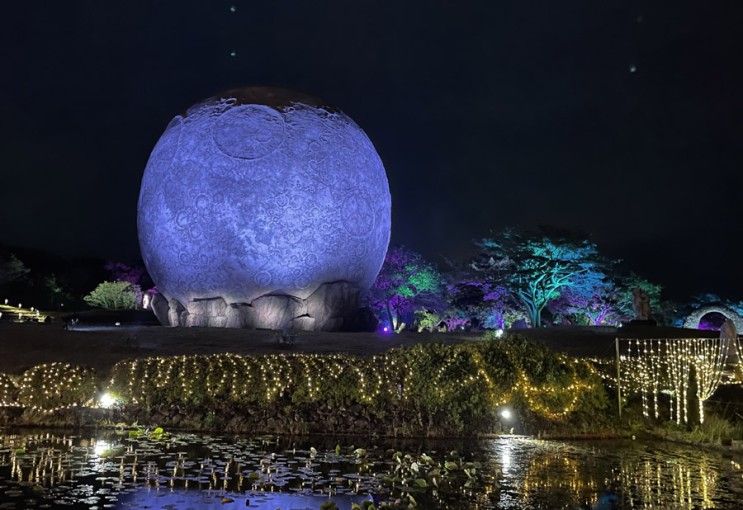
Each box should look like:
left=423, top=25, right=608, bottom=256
left=495, top=328, right=504, bottom=338
left=499, top=407, right=513, bottom=420
left=99, top=392, right=117, bottom=409
left=93, top=440, right=111, bottom=457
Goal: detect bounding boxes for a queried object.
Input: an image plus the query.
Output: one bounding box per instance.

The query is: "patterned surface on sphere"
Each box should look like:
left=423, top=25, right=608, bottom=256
left=137, top=87, right=391, bottom=307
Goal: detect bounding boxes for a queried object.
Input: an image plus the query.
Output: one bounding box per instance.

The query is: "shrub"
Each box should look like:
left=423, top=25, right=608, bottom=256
left=18, top=363, right=96, bottom=411
left=1, top=337, right=609, bottom=434
left=688, top=414, right=743, bottom=443
left=106, top=337, right=609, bottom=434
left=0, top=373, right=18, bottom=406
left=83, top=281, right=139, bottom=310
left=415, top=310, right=441, bottom=332
left=106, top=353, right=380, bottom=408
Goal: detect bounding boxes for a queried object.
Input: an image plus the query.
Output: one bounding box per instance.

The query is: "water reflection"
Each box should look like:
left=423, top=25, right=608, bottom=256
left=125, top=489, right=367, bottom=509
left=492, top=436, right=741, bottom=509
left=1, top=431, right=742, bottom=509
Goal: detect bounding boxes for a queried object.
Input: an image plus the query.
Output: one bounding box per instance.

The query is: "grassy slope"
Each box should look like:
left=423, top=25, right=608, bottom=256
left=0, top=320, right=717, bottom=375
left=0, top=323, right=476, bottom=374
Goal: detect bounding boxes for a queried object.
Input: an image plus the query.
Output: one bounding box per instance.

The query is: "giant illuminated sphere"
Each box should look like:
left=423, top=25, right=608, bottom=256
left=137, top=87, right=391, bottom=330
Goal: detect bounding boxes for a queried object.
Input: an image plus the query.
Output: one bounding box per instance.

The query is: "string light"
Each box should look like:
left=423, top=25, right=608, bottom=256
left=616, top=338, right=728, bottom=424
left=1, top=347, right=602, bottom=421
left=0, top=374, right=18, bottom=407
left=0, top=300, right=47, bottom=323
left=15, top=362, right=95, bottom=414
left=5, top=337, right=732, bottom=428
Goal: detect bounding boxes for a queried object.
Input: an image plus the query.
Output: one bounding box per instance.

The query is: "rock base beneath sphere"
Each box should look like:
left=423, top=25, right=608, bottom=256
left=152, top=281, right=377, bottom=332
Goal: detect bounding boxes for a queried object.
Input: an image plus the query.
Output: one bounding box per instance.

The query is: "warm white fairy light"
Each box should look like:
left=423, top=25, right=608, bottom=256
left=617, top=338, right=728, bottom=424
left=13, top=362, right=96, bottom=414
left=0, top=374, right=19, bottom=407
left=0, top=299, right=48, bottom=323
left=0, top=347, right=601, bottom=421
left=691, top=337, right=728, bottom=423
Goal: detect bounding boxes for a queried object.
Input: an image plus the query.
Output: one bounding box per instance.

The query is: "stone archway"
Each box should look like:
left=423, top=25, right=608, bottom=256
left=683, top=305, right=743, bottom=332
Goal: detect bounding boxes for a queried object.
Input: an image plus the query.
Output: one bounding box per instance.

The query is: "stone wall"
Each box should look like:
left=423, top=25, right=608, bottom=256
left=683, top=305, right=743, bottom=332
left=152, top=281, right=377, bottom=331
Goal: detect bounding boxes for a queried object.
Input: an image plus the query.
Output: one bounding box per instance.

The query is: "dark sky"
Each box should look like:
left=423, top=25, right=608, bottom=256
left=1, top=1, right=742, bottom=300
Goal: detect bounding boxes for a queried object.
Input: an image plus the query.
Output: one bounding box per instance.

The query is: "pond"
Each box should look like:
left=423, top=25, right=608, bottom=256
left=1, top=429, right=742, bottom=509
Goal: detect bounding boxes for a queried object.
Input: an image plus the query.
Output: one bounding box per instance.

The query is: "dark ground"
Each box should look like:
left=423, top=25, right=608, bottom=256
left=0, top=319, right=717, bottom=375
left=0, top=322, right=475, bottom=374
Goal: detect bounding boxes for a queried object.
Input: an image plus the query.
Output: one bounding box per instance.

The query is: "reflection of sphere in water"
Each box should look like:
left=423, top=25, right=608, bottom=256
left=137, top=87, right=391, bottom=307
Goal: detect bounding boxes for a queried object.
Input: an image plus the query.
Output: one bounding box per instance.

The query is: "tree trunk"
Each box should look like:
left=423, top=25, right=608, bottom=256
left=524, top=301, right=541, bottom=328
left=385, top=300, right=395, bottom=331
left=518, top=296, right=540, bottom=328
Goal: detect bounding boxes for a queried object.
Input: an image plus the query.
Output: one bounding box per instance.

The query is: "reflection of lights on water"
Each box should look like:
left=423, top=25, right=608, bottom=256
left=501, top=446, right=512, bottom=474
left=93, top=440, right=111, bottom=457
left=0, top=432, right=728, bottom=509
left=496, top=436, right=522, bottom=477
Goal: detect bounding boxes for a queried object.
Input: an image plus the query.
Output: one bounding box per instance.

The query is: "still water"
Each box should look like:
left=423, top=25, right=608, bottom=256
left=1, top=429, right=742, bottom=509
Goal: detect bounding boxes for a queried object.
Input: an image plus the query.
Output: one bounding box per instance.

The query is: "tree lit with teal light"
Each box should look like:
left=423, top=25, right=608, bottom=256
left=473, top=229, right=610, bottom=327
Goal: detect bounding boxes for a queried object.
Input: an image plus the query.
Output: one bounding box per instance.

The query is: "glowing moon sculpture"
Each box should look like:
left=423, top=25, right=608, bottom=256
left=138, top=87, right=391, bottom=330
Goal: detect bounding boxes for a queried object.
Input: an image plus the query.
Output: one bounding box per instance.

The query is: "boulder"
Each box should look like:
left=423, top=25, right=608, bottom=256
left=186, top=298, right=228, bottom=327
left=306, top=281, right=360, bottom=330
left=225, top=304, right=255, bottom=328
left=150, top=292, right=171, bottom=326
left=291, top=315, right=316, bottom=331
left=251, top=294, right=305, bottom=330
left=345, top=306, right=379, bottom=332
left=158, top=281, right=375, bottom=331
left=168, top=299, right=186, bottom=327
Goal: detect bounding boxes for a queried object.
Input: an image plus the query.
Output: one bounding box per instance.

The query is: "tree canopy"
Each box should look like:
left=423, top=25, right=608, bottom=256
left=83, top=281, right=138, bottom=310
left=472, top=229, right=611, bottom=327
left=0, top=254, right=30, bottom=288
left=369, top=246, right=444, bottom=331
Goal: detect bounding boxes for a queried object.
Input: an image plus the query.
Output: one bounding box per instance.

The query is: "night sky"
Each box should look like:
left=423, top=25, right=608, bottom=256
left=2, top=1, right=742, bottom=300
